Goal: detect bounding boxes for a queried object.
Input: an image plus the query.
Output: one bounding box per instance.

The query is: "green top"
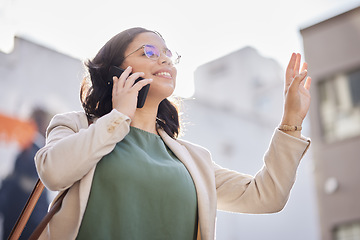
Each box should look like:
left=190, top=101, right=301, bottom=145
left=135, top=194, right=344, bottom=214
left=77, top=127, right=198, bottom=240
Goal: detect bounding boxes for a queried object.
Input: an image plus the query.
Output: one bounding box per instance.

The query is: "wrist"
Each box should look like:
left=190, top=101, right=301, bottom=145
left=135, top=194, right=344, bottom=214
left=280, top=115, right=303, bottom=127
left=278, top=124, right=302, bottom=138
left=278, top=124, right=302, bottom=131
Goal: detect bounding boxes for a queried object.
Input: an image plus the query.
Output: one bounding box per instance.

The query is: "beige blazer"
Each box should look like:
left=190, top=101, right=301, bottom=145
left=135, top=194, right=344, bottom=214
left=35, top=109, right=310, bottom=240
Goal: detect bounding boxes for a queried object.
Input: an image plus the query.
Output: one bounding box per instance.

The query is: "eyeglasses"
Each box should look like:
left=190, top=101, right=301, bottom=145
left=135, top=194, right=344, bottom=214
left=124, top=44, right=181, bottom=64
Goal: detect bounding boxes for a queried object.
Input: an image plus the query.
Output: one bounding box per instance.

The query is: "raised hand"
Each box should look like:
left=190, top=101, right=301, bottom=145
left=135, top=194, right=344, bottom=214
left=280, top=53, right=312, bottom=137
left=112, top=66, right=153, bottom=119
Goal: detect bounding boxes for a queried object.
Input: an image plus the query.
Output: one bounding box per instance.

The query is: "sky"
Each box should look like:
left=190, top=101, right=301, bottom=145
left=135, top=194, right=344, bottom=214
left=1, top=0, right=360, bottom=97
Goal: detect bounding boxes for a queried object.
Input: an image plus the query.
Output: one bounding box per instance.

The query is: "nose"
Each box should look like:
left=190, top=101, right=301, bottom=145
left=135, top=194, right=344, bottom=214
left=157, top=52, right=172, bottom=65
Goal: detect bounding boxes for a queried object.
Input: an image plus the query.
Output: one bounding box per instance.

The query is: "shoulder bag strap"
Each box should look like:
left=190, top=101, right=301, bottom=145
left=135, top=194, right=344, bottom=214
left=28, top=188, right=69, bottom=240
left=8, top=179, right=44, bottom=240
left=8, top=179, right=69, bottom=240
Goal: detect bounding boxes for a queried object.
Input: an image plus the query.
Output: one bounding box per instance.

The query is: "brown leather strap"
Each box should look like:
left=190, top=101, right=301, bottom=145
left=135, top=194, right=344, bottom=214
left=8, top=179, right=45, bottom=240
left=8, top=179, right=69, bottom=240
left=28, top=188, right=69, bottom=240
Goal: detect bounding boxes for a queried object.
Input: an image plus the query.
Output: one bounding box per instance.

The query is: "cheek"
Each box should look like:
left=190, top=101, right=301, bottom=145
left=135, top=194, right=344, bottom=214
left=172, top=68, right=177, bottom=84
left=120, top=60, right=149, bottom=75
left=172, top=76, right=176, bottom=87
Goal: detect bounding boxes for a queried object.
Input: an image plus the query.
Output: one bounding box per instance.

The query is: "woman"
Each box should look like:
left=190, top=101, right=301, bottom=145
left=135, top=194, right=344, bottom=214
left=35, top=27, right=311, bottom=239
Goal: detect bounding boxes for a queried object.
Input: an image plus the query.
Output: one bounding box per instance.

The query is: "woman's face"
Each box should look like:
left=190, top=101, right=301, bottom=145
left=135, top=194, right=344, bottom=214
left=121, top=32, right=177, bottom=102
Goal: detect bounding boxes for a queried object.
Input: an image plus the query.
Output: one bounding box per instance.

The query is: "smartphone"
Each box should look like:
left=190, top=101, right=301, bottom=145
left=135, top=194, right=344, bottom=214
left=108, top=66, right=150, bottom=108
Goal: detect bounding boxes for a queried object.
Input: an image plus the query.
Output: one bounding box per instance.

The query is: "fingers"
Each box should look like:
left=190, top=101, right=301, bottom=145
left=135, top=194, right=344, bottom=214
left=112, top=66, right=152, bottom=95
left=117, top=66, right=132, bottom=87
left=304, top=76, right=312, bottom=90
left=132, top=78, right=153, bottom=92
left=112, top=66, right=131, bottom=95
left=286, top=53, right=297, bottom=80
left=112, top=75, right=120, bottom=97
left=291, top=70, right=308, bottom=89
left=294, top=53, right=301, bottom=74
left=286, top=53, right=304, bottom=78
left=113, top=65, right=144, bottom=88
left=124, top=72, right=145, bottom=88
left=301, top=62, right=308, bottom=73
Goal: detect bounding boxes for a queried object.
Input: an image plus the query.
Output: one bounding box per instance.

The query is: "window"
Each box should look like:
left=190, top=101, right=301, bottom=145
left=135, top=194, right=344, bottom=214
left=318, top=68, right=360, bottom=142
left=334, top=221, right=360, bottom=240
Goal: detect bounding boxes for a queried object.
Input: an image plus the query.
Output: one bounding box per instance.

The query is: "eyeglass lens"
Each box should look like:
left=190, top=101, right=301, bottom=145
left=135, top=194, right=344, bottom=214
left=143, top=45, right=159, bottom=59
left=144, top=45, right=173, bottom=58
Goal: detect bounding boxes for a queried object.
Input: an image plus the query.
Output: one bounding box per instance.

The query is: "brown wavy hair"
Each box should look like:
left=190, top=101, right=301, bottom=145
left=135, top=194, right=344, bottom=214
left=80, top=27, right=180, bottom=138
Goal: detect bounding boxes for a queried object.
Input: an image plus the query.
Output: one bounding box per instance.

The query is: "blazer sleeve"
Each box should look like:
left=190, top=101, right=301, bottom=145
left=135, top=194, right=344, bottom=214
left=35, top=109, right=131, bottom=191
left=215, top=129, right=310, bottom=213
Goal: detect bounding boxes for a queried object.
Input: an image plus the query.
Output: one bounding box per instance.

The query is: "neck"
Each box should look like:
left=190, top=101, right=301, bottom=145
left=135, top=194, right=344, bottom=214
left=130, top=100, right=159, bottom=135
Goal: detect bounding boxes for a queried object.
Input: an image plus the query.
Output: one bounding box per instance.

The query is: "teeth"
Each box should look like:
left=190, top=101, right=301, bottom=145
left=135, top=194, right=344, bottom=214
left=156, top=72, right=171, bottom=77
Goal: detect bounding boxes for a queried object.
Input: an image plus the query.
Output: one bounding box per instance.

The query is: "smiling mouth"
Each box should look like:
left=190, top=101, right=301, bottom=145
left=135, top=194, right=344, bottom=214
left=155, top=72, right=172, bottom=78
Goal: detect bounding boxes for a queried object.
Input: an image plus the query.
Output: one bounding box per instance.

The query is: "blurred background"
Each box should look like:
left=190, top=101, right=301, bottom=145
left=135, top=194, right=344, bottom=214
left=1, top=0, right=360, bottom=239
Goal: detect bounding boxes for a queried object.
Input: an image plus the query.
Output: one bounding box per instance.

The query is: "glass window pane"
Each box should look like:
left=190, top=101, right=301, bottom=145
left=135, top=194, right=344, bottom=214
left=318, top=68, right=360, bottom=142
left=334, top=221, right=360, bottom=240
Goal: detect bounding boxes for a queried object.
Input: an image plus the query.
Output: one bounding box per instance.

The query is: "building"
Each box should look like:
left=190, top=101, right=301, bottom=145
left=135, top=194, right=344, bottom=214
left=0, top=36, right=84, bottom=118
left=301, top=6, right=360, bottom=240
left=0, top=36, right=84, bottom=238
left=181, top=46, right=319, bottom=239
left=0, top=35, right=84, bottom=178
left=0, top=35, right=84, bottom=177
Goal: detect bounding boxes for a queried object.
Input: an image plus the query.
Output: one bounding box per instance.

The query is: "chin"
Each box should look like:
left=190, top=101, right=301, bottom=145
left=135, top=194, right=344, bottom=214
left=147, top=85, right=175, bottom=101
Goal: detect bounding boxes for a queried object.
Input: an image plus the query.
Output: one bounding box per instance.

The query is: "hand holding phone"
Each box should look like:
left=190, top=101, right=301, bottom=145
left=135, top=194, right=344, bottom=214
left=108, top=66, right=150, bottom=108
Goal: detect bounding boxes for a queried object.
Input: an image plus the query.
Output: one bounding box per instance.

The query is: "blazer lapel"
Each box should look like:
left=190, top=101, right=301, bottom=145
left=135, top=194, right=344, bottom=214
left=158, top=129, right=213, bottom=240
left=158, top=129, right=202, bottom=184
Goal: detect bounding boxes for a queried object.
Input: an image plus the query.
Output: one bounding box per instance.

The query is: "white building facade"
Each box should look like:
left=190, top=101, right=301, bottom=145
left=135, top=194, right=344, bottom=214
left=0, top=36, right=84, bottom=118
